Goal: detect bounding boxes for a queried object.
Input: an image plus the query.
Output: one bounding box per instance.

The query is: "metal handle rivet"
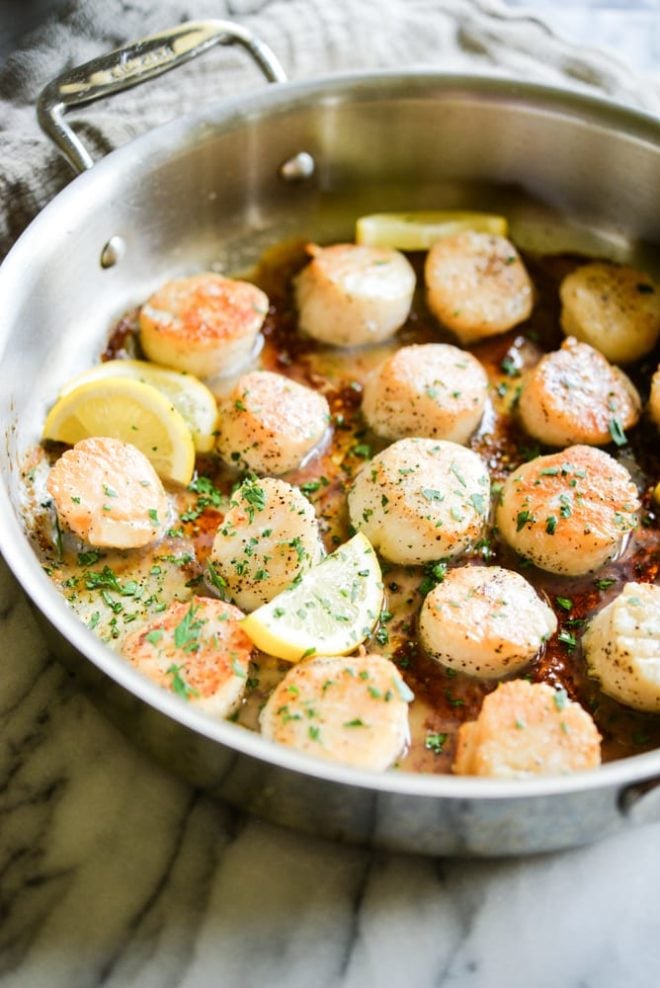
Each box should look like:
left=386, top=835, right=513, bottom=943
left=100, top=236, right=126, bottom=269
left=279, top=151, right=316, bottom=182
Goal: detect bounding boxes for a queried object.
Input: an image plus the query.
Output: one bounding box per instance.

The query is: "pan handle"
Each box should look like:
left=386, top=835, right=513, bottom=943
left=37, top=19, right=287, bottom=175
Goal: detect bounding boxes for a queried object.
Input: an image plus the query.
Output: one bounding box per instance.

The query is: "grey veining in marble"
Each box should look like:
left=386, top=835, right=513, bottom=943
left=2, top=551, right=660, bottom=988
left=1, top=2, right=660, bottom=986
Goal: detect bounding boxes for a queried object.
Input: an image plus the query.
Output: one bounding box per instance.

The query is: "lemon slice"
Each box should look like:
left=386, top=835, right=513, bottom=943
left=241, top=532, right=384, bottom=662
left=355, top=211, right=509, bottom=250
left=43, top=377, right=195, bottom=485
left=59, top=359, right=218, bottom=453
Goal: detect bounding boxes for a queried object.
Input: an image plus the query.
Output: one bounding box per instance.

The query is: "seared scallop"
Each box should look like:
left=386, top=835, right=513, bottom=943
left=210, top=476, right=324, bottom=612
left=361, top=343, right=489, bottom=444
left=215, top=370, right=330, bottom=475
left=518, top=337, right=641, bottom=447
left=496, top=445, right=640, bottom=576
left=139, top=273, right=269, bottom=378
left=294, top=243, right=416, bottom=346
left=425, top=231, right=533, bottom=344
left=122, top=596, right=252, bottom=719
left=560, top=262, right=660, bottom=364
left=347, top=437, right=490, bottom=565
left=649, top=365, right=660, bottom=429
left=46, top=436, right=168, bottom=549
left=419, top=566, right=557, bottom=679
left=260, top=653, right=412, bottom=770
left=453, top=680, right=601, bottom=778
left=583, top=582, right=660, bottom=713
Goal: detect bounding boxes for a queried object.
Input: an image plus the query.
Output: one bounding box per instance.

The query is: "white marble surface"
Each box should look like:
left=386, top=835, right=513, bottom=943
left=2, top=2, right=660, bottom=987
left=3, top=560, right=660, bottom=988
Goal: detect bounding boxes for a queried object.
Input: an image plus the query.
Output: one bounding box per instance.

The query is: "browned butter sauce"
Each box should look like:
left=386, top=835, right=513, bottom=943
left=30, top=243, right=660, bottom=775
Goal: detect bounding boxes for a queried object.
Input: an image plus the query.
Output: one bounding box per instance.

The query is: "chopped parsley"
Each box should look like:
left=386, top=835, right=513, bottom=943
left=558, top=629, right=577, bottom=651
left=500, top=354, right=521, bottom=377
left=559, top=494, right=572, bottom=518
left=77, top=549, right=103, bottom=567
left=300, top=476, right=329, bottom=496
left=608, top=416, right=628, bottom=447
left=424, top=731, right=447, bottom=754
left=181, top=475, right=225, bottom=522
left=173, top=603, right=204, bottom=653
left=419, top=561, right=448, bottom=596
left=374, top=625, right=389, bottom=646
left=85, top=565, right=136, bottom=596
left=352, top=443, right=372, bottom=459
left=240, top=474, right=267, bottom=522
left=422, top=488, right=445, bottom=503
left=449, top=463, right=467, bottom=487
left=167, top=663, right=199, bottom=700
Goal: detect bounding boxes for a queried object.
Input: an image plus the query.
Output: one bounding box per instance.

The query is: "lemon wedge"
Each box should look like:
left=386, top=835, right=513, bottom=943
left=355, top=211, right=509, bottom=250
left=43, top=377, right=195, bottom=485
left=59, top=359, right=218, bottom=453
left=241, top=532, right=384, bottom=662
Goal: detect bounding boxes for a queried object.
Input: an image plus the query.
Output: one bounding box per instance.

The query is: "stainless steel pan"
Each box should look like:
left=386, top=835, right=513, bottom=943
left=1, top=19, right=659, bottom=856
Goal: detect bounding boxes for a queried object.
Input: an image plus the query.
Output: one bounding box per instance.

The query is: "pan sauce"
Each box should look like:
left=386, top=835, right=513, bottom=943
left=26, top=241, right=660, bottom=775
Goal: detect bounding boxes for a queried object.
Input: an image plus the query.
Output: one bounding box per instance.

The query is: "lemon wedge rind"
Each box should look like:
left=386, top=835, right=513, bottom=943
left=355, top=211, right=509, bottom=250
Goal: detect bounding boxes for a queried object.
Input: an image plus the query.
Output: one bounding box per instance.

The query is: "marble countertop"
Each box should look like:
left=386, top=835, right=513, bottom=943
left=2, top=3, right=660, bottom=986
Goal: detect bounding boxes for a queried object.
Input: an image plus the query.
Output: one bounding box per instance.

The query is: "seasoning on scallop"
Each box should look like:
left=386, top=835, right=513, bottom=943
left=518, top=337, right=641, bottom=447
left=453, top=680, right=602, bottom=779
left=122, top=596, right=252, bottom=719
left=424, top=231, right=533, bottom=344
left=46, top=436, right=168, bottom=549
left=139, top=273, right=269, bottom=378
left=361, top=343, right=489, bottom=444
left=294, top=243, right=416, bottom=346
left=496, top=445, right=640, bottom=577
left=347, top=437, right=490, bottom=565
left=583, top=582, right=660, bottom=714
left=559, top=262, right=660, bottom=364
left=216, top=369, right=330, bottom=475
left=419, top=566, right=557, bottom=679
left=260, top=653, right=413, bottom=770
left=210, top=476, right=324, bottom=612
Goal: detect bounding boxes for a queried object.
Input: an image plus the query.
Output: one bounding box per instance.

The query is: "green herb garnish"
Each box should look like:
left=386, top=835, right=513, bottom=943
left=424, top=731, right=447, bottom=754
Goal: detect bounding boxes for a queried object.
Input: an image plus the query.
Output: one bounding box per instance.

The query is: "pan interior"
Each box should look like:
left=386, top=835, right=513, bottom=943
left=1, top=73, right=659, bottom=802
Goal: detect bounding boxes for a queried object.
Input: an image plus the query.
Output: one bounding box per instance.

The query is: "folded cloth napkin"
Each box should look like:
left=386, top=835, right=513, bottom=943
left=0, top=0, right=657, bottom=259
